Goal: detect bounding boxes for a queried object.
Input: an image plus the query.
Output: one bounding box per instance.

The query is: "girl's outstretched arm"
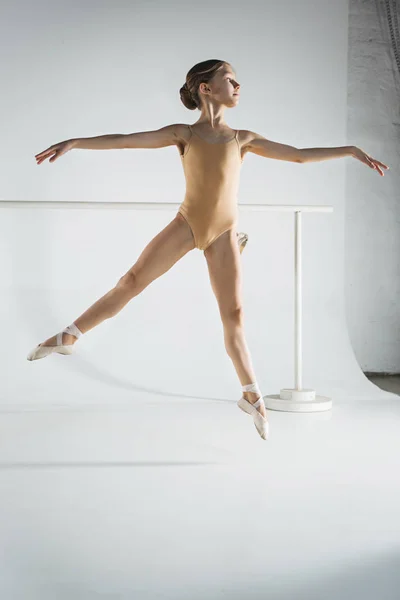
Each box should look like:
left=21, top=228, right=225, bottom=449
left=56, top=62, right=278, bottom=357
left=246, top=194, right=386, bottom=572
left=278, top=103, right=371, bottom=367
left=35, top=124, right=182, bottom=165
left=241, top=130, right=389, bottom=175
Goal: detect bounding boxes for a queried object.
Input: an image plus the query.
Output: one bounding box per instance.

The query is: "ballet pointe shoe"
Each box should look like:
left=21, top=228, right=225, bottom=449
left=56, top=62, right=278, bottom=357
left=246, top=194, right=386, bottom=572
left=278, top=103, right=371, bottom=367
left=27, top=323, right=83, bottom=361
left=237, top=232, right=248, bottom=254
left=237, top=382, right=269, bottom=440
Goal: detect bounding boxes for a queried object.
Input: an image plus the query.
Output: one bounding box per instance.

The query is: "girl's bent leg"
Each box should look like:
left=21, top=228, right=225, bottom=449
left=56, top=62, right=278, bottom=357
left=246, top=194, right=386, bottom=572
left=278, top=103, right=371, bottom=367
left=41, top=213, right=195, bottom=346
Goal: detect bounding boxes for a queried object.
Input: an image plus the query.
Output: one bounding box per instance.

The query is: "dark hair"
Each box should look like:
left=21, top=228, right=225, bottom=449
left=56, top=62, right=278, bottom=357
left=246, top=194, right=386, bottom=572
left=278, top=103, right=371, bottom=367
left=179, top=59, right=230, bottom=110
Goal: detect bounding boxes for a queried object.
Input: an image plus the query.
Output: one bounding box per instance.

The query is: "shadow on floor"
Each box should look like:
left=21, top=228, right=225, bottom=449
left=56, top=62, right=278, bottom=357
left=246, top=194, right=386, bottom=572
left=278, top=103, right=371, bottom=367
left=365, top=373, right=400, bottom=396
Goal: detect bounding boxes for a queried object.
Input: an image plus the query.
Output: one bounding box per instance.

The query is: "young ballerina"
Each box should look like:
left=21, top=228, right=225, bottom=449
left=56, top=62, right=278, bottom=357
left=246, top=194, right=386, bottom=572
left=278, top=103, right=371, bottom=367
left=27, top=59, right=388, bottom=441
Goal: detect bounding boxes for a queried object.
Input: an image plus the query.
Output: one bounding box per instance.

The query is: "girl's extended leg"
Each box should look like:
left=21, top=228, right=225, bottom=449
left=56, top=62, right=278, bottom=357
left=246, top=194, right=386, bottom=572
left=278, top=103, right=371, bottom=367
left=203, top=229, right=267, bottom=418
left=40, top=213, right=195, bottom=347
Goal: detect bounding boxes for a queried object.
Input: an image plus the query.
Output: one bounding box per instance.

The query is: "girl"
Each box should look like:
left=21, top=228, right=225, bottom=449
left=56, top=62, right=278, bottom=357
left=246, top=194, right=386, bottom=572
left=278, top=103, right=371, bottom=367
left=27, top=59, right=388, bottom=441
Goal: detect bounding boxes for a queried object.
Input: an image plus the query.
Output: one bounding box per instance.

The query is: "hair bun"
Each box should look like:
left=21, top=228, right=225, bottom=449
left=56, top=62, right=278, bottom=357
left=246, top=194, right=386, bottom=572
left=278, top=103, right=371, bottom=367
left=180, top=79, right=198, bottom=110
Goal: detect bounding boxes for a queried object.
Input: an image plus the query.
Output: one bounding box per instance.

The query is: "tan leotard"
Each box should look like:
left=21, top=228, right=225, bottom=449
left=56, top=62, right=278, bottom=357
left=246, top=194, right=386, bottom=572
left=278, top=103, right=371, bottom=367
left=178, top=125, right=243, bottom=251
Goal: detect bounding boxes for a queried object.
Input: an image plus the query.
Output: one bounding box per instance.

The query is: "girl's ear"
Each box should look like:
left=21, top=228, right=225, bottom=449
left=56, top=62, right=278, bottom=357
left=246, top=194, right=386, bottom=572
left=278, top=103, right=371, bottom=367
left=199, top=83, right=210, bottom=95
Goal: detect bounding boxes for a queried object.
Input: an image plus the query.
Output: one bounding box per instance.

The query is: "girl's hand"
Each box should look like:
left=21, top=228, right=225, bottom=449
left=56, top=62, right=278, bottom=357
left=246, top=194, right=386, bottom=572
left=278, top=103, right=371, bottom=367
left=352, top=146, right=389, bottom=176
left=35, top=139, right=76, bottom=165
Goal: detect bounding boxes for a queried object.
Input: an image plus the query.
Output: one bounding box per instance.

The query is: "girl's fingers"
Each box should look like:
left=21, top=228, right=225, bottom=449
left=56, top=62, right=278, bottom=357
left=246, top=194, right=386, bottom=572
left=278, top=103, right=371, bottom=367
left=35, top=153, right=52, bottom=161
left=36, top=150, right=57, bottom=163
left=368, top=156, right=389, bottom=170
left=35, top=148, right=54, bottom=158
left=365, top=157, right=384, bottom=175
left=369, top=159, right=382, bottom=174
left=371, top=161, right=384, bottom=176
left=35, top=144, right=61, bottom=159
left=375, top=160, right=389, bottom=169
left=365, top=157, right=375, bottom=168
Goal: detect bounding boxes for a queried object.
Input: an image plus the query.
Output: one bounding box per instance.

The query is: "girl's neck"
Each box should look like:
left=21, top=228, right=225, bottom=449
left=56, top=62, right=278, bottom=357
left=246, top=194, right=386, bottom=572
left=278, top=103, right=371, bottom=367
left=195, top=102, right=227, bottom=129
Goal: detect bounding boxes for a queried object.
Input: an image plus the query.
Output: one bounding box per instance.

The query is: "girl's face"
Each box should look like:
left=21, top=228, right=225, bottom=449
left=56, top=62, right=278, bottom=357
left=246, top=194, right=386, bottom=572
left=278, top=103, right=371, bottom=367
left=200, top=65, right=241, bottom=107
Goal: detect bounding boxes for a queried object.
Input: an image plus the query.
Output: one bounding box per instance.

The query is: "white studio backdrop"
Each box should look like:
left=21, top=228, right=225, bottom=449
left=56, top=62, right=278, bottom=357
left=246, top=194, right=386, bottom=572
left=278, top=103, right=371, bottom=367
left=1, top=0, right=396, bottom=407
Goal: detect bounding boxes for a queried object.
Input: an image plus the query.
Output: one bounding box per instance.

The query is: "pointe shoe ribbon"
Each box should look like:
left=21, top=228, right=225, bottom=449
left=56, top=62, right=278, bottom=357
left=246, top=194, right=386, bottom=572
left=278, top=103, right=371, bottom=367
left=27, top=323, right=82, bottom=361
left=237, top=382, right=269, bottom=440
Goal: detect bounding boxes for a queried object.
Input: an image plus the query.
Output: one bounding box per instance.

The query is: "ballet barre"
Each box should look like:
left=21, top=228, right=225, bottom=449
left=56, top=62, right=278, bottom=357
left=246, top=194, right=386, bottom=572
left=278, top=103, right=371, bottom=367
left=1, top=200, right=333, bottom=412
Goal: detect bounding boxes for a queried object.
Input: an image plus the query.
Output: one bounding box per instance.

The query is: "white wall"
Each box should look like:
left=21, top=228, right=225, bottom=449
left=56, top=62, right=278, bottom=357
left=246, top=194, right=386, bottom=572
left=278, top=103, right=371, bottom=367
left=346, top=0, right=400, bottom=374
left=1, top=0, right=396, bottom=408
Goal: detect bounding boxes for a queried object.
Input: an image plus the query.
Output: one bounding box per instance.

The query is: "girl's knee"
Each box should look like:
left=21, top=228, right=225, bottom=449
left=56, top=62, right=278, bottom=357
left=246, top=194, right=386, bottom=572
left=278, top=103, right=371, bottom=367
left=221, top=305, right=243, bottom=325
left=117, top=270, right=139, bottom=289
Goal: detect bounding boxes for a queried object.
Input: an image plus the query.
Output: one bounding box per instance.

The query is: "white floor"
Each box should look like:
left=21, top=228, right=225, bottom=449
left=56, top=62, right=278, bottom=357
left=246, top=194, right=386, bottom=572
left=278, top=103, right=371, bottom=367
left=1, top=379, right=399, bottom=599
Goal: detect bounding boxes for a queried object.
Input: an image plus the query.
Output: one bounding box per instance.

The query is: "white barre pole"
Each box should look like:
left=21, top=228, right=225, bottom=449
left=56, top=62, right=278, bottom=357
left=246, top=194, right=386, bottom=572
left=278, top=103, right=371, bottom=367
left=295, top=211, right=302, bottom=392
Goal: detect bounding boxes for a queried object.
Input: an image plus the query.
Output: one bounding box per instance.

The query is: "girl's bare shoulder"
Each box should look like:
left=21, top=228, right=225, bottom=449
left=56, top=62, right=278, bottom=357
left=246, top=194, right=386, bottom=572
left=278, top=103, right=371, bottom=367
left=172, top=123, right=192, bottom=144
left=237, top=129, right=257, bottom=148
